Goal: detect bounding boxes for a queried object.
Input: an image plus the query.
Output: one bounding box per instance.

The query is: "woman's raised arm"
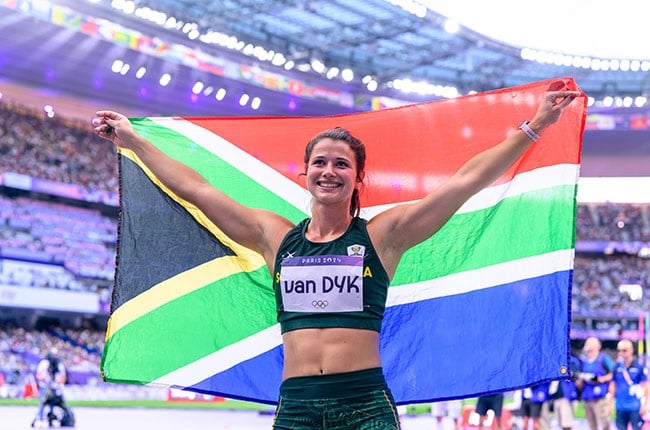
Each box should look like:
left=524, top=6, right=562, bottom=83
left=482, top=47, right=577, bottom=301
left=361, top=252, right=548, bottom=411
left=368, top=89, right=581, bottom=277
left=92, top=111, right=294, bottom=267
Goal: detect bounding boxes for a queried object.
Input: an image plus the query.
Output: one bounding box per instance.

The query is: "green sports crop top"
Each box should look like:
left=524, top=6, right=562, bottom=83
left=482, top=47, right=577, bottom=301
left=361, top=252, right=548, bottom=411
left=273, top=217, right=390, bottom=334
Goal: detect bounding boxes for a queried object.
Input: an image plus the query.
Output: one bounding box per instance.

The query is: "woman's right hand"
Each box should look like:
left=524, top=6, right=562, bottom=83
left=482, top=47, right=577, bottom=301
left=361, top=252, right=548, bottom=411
left=91, top=111, right=138, bottom=149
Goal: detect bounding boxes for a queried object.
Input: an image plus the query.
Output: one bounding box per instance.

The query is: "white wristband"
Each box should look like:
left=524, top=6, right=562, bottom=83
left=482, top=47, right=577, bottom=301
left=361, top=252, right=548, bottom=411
left=518, top=120, right=540, bottom=142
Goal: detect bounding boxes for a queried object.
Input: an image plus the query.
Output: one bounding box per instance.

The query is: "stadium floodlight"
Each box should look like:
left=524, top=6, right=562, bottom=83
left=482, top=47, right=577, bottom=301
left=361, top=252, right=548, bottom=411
left=111, top=60, right=124, bottom=73
left=192, top=82, right=204, bottom=95
left=215, top=88, right=226, bottom=101
left=239, top=93, right=250, bottom=106
left=43, top=104, right=55, bottom=118
left=619, top=59, right=630, bottom=72
left=341, top=68, right=354, bottom=82
left=326, top=67, right=339, bottom=79
left=296, top=63, right=311, bottom=72
left=159, top=73, right=171, bottom=87
left=271, top=53, right=286, bottom=67
left=310, top=58, right=325, bottom=74
left=443, top=19, right=459, bottom=34
left=251, top=97, right=261, bottom=110
left=135, top=67, right=146, bottom=79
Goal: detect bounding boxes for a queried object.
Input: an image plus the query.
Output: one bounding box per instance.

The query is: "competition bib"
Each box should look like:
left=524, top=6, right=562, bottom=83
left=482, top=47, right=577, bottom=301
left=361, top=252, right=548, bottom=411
left=280, top=255, right=363, bottom=312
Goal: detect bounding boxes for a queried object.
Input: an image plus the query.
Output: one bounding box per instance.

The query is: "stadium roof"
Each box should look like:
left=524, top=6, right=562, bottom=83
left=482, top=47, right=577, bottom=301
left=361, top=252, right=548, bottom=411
left=1, top=0, right=649, bottom=119
left=123, top=0, right=650, bottom=100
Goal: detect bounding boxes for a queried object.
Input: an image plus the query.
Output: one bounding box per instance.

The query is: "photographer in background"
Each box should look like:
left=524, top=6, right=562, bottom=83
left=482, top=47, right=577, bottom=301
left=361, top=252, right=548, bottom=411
left=607, top=339, right=648, bottom=430
left=31, top=348, right=67, bottom=428
left=576, top=337, right=615, bottom=430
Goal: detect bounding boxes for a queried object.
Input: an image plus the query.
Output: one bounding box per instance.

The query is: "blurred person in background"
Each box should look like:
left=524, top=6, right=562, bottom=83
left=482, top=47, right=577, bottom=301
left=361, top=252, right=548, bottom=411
left=476, top=393, right=505, bottom=430
left=576, top=337, right=615, bottom=430
left=521, top=383, right=551, bottom=430
left=31, top=347, right=66, bottom=428
left=607, top=339, right=648, bottom=430
left=431, top=399, right=463, bottom=430
left=543, top=371, right=580, bottom=430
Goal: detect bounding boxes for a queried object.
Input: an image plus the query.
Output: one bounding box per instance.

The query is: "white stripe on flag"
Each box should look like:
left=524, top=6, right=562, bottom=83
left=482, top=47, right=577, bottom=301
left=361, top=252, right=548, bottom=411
left=386, top=249, right=575, bottom=305
left=149, top=250, right=573, bottom=388
left=362, top=164, right=579, bottom=218
left=148, top=117, right=311, bottom=215
left=150, top=324, right=282, bottom=388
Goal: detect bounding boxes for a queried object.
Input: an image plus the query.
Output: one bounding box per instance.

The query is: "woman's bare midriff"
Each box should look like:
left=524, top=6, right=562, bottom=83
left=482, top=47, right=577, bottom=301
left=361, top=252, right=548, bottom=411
left=281, top=327, right=381, bottom=380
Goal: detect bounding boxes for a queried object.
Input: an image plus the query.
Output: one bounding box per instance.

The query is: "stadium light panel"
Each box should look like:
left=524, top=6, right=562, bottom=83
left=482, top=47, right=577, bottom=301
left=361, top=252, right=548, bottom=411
left=443, top=19, right=459, bottom=34
left=310, top=58, right=325, bottom=74
left=326, top=68, right=339, bottom=79
left=111, top=60, right=123, bottom=73
left=159, top=73, right=171, bottom=86
left=192, top=81, right=204, bottom=95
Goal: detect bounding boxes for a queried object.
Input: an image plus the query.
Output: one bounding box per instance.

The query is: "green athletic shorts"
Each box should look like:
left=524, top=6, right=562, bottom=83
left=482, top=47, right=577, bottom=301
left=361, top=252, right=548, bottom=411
left=272, top=367, right=401, bottom=429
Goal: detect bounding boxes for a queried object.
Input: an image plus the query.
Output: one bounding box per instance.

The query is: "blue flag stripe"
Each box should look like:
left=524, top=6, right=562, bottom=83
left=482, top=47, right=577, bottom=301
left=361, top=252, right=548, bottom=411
left=164, top=270, right=571, bottom=405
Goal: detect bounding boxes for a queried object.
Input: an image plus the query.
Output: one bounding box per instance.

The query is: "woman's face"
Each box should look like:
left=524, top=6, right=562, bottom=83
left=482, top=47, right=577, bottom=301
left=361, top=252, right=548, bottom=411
left=306, top=138, right=358, bottom=208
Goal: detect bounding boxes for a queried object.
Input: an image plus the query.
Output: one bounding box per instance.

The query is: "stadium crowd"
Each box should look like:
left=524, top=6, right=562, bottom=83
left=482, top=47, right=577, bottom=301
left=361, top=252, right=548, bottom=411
left=0, top=102, right=117, bottom=193
left=0, top=101, right=649, bottom=404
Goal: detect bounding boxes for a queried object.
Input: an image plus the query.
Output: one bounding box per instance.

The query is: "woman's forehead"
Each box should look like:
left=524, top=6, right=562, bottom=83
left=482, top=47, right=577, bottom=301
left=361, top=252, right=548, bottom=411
left=310, top=138, right=354, bottom=156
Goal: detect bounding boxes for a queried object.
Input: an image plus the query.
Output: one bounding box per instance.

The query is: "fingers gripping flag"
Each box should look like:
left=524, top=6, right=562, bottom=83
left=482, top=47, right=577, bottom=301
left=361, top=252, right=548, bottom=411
left=101, top=78, right=586, bottom=405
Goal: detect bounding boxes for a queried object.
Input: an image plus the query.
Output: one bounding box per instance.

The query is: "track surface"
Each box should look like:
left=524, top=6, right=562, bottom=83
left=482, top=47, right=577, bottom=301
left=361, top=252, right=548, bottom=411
left=4, top=405, right=602, bottom=430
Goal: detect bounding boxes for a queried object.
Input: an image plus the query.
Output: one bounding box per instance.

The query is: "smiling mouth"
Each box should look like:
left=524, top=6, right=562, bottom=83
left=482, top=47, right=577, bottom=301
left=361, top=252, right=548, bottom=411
left=317, top=181, right=341, bottom=189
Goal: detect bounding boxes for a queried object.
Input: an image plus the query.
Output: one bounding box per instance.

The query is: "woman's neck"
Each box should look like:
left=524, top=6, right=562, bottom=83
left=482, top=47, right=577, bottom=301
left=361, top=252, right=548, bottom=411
left=307, top=205, right=352, bottom=242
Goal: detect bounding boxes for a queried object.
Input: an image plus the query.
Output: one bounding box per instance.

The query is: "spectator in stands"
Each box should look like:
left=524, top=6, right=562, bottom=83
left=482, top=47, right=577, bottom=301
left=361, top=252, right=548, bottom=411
left=0, top=103, right=117, bottom=193
left=576, top=337, right=615, bottom=430
left=607, top=339, right=648, bottom=430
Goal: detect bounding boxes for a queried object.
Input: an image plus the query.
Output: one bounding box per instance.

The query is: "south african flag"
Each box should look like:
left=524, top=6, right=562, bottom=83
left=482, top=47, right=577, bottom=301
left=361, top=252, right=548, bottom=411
left=101, top=78, right=586, bottom=405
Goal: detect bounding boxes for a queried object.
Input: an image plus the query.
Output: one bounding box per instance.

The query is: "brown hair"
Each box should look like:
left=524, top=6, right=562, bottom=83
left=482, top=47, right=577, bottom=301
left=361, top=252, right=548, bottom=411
left=304, top=127, right=366, bottom=217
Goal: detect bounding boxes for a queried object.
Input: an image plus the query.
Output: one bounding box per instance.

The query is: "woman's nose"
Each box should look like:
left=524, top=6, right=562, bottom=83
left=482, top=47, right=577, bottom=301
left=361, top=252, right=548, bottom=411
left=322, top=162, right=335, bottom=175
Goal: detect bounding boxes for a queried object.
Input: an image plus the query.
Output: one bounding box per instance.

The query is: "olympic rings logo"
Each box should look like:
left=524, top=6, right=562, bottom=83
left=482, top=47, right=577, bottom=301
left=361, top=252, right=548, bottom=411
left=312, top=300, right=329, bottom=309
